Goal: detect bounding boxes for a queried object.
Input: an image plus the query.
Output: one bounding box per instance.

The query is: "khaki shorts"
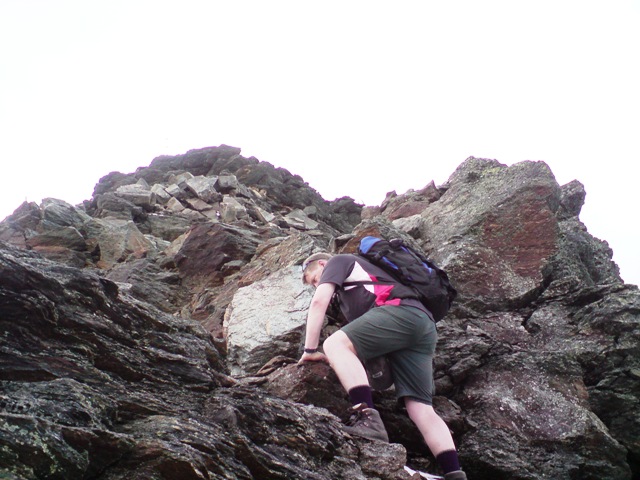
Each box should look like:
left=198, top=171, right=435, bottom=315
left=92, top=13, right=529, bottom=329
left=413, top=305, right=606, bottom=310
left=341, top=305, right=438, bottom=405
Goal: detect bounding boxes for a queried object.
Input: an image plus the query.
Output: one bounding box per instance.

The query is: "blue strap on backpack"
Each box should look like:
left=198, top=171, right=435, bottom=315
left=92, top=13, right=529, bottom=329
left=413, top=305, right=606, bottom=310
left=351, top=236, right=457, bottom=322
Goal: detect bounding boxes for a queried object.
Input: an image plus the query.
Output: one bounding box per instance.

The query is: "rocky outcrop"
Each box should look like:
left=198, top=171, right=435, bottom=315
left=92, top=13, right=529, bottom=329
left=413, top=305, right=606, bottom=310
left=0, top=242, right=414, bottom=480
left=1, top=147, right=638, bottom=479
left=223, top=267, right=312, bottom=376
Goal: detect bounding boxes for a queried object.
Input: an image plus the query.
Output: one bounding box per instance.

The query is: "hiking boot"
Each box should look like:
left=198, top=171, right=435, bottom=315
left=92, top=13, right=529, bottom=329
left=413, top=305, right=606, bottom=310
left=444, top=470, right=467, bottom=480
left=343, top=403, right=389, bottom=442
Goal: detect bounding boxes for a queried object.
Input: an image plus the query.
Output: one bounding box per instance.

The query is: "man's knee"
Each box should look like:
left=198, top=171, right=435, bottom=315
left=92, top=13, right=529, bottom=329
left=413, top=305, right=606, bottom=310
left=323, top=330, right=355, bottom=356
left=405, top=397, right=437, bottom=421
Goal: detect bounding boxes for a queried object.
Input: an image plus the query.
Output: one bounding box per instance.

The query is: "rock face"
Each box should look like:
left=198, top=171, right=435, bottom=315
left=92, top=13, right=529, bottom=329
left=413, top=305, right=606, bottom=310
left=223, top=267, right=312, bottom=376
left=1, top=147, right=638, bottom=480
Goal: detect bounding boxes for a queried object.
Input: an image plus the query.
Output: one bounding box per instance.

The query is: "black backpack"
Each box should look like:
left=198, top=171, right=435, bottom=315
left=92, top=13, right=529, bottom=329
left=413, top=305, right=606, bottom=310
left=350, top=236, right=457, bottom=322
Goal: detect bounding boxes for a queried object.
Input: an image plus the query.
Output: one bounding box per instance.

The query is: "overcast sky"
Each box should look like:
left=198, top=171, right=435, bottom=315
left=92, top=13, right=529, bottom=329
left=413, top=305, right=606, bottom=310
left=1, top=1, right=638, bottom=286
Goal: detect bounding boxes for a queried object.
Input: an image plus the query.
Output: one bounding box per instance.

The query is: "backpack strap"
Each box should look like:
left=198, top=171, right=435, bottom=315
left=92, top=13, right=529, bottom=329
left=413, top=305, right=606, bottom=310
left=340, top=280, right=421, bottom=300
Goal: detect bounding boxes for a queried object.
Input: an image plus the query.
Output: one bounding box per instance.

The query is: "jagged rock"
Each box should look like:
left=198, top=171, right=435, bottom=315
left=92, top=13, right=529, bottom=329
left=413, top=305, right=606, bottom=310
left=147, top=145, right=243, bottom=179
left=85, top=217, right=155, bottom=268
left=25, top=226, right=86, bottom=251
left=216, top=172, right=240, bottom=192
left=558, top=179, right=586, bottom=220
left=150, top=184, right=172, bottom=204
left=0, top=202, right=42, bottom=247
left=264, top=362, right=351, bottom=416
left=357, top=442, right=413, bottom=480
left=40, top=198, right=91, bottom=228
left=378, top=181, right=441, bottom=221
left=549, top=216, right=620, bottom=286
left=420, top=158, right=564, bottom=310
left=175, top=222, right=262, bottom=288
left=284, top=208, right=320, bottom=230
left=304, top=205, right=318, bottom=217
left=185, top=175, right=221, bottom=203
left=187, top=232, right=321, bottom=344
left=0, top=200, right=94, bottom=267
left=164, top=183, right=182, bottom=198
left=165, top=196, right=185, bottom=212
left=24, top=226, right=89, bottom=267
left=2, top=242, right=411, bottom=480
left=115, top=184, right=155, bottom=209
left=1, top=149, right=638, bottom=479
left=392, top=214, right=428, bottom=239
left=255, top=205, right=276, bottom=224
left=185, top=197, right=213, bottom=212
left=220, top=195, right=248, bottom=222
left=224, top=266, right=312, bottom=376
left=106, top=258, right=187, bottom=313
left=170, top=171, right=195, bottom=188
left=141, top=213, right=195, bottom=242
left=94, top=192, right=145, bottom=220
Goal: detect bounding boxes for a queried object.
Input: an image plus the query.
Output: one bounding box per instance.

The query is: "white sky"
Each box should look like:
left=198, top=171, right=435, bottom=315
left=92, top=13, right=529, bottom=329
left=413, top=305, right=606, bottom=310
left=1, top=1, right=638, bottom=286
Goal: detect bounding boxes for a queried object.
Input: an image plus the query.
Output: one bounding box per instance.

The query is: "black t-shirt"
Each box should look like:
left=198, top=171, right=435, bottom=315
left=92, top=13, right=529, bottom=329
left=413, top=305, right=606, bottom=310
left=318, top=254, right=429, bottom=322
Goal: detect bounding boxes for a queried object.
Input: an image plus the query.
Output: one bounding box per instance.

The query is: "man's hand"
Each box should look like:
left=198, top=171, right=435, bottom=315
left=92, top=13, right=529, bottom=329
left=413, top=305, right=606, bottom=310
left=297, top=351, right=329, bottom=365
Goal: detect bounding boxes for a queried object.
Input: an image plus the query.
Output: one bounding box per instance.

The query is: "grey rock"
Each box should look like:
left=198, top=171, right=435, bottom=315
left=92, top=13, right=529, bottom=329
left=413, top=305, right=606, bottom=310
left=420, top=158, right=564, bottom=310
left=185, top=197, right=213, bottom=212
left=216, top=173, right=239, bottom=192
left=85, top=217, right=155, bottom=268
left=558, top=179, right=586, bottom=220
left=115, top=184, right=155, bottom=209
left=1, top=148, right=637, bottom=479
left=25, top=226, right=86, bottom=251
left=41, top=198, right=92, bottom=229
left=169, top=171, right=194, bottom=188
left=164, top=183, right=182, bottom=197
left=185, top=175, right=220, bottom=203
left=150, top=184, right=172, bottom=204
left=285, top=208, right=320, bottom=230
left=94, top=193, right=144, bottom=220
left=223, top=266, right=312, bottom=376
left=220, top=195, right=248, bottom=222
left=165, top=196, right=185, bottom=213
left=142, top=213, right=194, bottom=242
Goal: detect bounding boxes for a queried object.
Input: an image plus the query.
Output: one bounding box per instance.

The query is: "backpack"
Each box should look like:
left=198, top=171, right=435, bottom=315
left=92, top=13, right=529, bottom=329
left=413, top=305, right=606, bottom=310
left=350, top=236, right=457, bottom=322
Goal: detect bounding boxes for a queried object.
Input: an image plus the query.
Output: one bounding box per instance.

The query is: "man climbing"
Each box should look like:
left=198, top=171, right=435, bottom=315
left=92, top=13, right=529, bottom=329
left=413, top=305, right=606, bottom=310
left=298, top=252, right=467, bottom=480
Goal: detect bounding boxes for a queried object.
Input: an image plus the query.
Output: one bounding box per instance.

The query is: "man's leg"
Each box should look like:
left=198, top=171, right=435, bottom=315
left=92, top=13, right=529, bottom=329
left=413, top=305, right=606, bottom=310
left=323, top=330, right=389, bottom=442
left=405, top=397, right=466, bottom=478
left=404, top=397, right=456, bottom=454
left=323, top=330, right=368, bottom=391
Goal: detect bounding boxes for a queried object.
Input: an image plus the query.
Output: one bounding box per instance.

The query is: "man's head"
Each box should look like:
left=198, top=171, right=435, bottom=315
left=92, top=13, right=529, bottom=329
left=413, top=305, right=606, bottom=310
left=302, top=252, right=333, bottom=286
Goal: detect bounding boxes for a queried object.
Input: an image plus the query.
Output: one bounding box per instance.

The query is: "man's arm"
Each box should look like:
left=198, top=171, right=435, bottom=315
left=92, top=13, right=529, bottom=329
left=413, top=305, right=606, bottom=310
left=298, top=282, right=336, bottom=364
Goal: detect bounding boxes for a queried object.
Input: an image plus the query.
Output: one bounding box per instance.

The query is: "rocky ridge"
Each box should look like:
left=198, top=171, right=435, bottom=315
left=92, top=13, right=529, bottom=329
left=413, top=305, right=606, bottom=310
left=1, top=146, right=638, bottom=479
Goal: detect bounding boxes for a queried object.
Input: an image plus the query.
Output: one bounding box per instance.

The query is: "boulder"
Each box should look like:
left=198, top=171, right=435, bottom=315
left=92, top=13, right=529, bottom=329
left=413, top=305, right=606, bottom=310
left=141, top=213, right=194, bottom=242
left=0, top=201, right=42, bottom=248
left=284, top=208, right=320, bottom=231
left=41, top=198, right=92, bottom=229
left=114, top=184, right=155, bottom=209
left=185, top=175, right=221, bottom=203
left=220, top=195, right=248, bottom=223
left=85, top=218, right=155, bottom=268
left=216, top=173, right=240, bottom=192
left=223, top=266, right=312, bottom=376
left=175, top=223, right=262, bottom=288
left=420, top=158, right=563, bottom=310
left=150, top=184, right=172, bottom=204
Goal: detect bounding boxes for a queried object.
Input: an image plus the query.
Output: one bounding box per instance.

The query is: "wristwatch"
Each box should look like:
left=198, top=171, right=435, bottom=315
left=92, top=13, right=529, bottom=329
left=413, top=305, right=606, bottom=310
left=304, top=348, right=318, bottom=354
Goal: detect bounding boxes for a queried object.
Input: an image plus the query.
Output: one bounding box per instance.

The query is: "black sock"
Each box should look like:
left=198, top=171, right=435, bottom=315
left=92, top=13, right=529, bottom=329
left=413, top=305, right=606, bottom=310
left=436, top=449, right=461, bottom=474
left=348, top=385, right=374, bottom=409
